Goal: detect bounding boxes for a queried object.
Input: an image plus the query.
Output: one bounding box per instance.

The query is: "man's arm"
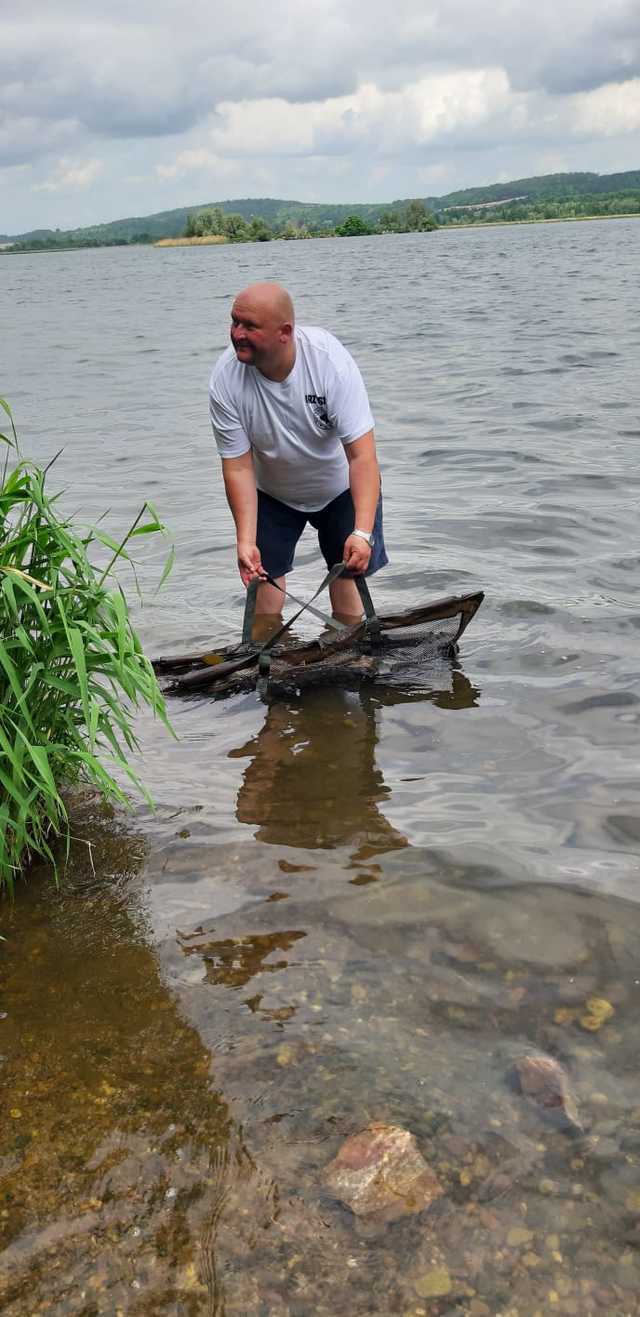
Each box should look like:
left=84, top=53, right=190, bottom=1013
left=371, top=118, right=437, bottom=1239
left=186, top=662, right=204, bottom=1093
left=343, top=430, right=380, bottom=574
left=221, top=452, right=266, bottom=585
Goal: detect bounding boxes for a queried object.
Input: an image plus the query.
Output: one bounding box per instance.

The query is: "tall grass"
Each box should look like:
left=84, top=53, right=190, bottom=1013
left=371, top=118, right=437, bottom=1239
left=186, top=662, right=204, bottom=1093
left=0, top=398, right=174, bottom=894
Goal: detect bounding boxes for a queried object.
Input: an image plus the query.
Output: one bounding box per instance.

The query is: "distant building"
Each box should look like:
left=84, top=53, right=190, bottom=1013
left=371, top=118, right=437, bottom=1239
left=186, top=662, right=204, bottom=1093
left=442, top=195, right=529, bottom=213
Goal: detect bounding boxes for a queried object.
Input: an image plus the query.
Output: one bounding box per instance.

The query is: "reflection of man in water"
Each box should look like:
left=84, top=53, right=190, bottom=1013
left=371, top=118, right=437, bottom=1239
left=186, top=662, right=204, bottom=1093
left=229, top=673, right=479, bottom=859
left=209, top=282, right=388, bottom=625
left=230, top=689, right=408, bottom=863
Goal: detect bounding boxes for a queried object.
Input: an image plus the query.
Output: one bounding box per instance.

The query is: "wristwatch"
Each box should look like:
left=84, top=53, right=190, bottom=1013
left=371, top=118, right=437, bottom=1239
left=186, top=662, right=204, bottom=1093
left=352, top=528, right=374, bottom=547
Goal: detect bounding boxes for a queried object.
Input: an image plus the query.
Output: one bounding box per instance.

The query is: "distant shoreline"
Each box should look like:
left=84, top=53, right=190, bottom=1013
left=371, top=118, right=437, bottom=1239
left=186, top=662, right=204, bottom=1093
left=449, top=211, right=640, bottom=231
left=2, top=210, right=639, bottom=255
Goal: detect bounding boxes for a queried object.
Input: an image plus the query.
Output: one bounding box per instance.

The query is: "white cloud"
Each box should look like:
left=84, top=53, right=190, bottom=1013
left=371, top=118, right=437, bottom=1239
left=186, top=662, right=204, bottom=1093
left=158, top=69, right=639, bottom=173
left=571, top=77, right=640, bottom=136
left=200, top=70, right=512, bottom=161
left=155, top=149, right=215, bottom=181
left=154, top=149, right=272, bottom=188
left=34, top=156, right=103, bottom=192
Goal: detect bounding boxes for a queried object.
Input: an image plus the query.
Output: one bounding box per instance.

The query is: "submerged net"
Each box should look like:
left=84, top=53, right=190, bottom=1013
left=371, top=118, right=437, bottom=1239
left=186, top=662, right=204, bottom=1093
left=267, top=596, right=479, bottom=694
left=153, top=590, right=484, bottom=698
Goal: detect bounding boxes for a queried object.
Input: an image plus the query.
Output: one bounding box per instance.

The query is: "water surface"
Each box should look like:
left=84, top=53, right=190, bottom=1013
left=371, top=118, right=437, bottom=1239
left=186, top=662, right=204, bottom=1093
left=2, top=220, right=640, bottom=1314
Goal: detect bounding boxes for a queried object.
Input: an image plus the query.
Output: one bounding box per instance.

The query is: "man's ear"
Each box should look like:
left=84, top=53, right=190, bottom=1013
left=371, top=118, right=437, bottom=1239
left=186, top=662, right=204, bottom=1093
left=279, top=321, right=293, bottom=342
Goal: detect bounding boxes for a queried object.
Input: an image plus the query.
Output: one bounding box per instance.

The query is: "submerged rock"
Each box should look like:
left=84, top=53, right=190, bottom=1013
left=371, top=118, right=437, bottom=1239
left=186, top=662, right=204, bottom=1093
left=512, top=1053, right=583, bottom=1134
left=414, top=1265, right=452, bottom=1297
left=323, top=1122, right=442, bottom=1219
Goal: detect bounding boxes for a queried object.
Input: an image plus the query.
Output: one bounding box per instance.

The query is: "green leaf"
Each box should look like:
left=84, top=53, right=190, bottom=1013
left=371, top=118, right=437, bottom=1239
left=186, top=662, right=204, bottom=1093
left=157, top=542, right=176, bottom=592
left=23, top=742, right=58, bottom=796
left=130, top=520, right=162, bottom=536
left=0, top=645, right=34, bottom=730
left=0, top=399, right=18, bottom=453
left=90, top=527, right=132, bottom=559
left=58, top=611, right=92, bottom=746
left=0, top=759, right=29, bottom=810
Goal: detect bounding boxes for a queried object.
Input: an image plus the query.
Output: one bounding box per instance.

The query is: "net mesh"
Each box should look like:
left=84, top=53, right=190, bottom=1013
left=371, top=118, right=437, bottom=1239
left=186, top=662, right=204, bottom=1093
left=363, top=614, right=462, bottom=651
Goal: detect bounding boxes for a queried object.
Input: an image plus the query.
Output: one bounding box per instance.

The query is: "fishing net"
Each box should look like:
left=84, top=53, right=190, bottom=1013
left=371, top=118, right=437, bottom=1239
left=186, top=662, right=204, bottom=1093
left=153, top=590, right=484, bottom=698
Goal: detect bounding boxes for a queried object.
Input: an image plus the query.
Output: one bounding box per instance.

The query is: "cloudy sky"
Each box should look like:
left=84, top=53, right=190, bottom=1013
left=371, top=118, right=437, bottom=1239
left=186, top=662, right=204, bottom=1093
left=2, top=0, right=640, bottom=234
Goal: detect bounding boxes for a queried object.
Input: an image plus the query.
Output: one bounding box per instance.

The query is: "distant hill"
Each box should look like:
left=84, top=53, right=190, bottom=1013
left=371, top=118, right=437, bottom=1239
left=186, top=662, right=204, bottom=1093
left=7, top=198, right=390, bottom=244
left=432, top=169, right=640, bottom=209
left=6, top=169, right=640, bottom=244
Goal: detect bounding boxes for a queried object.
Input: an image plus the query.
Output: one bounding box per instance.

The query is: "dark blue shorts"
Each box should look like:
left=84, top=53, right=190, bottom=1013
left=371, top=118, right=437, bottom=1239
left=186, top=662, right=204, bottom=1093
left=256, top=486, right=389, bottom=579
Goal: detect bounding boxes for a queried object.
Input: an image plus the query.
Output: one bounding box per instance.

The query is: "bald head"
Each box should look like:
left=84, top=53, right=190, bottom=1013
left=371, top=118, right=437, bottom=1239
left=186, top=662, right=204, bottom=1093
left=230, top=282, right=296, bottom=381
left=236, top=282, right=295, bottom=325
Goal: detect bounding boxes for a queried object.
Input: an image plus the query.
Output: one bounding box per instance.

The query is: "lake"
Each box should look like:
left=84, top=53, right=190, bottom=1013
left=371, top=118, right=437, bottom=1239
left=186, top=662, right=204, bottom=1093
left=2, top=220, right=640, bottom=1315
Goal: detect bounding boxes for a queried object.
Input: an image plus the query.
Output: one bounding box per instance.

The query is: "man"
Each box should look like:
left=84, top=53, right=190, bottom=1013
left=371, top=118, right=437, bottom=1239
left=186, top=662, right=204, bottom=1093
left=209, top=282, right=387, bottom=622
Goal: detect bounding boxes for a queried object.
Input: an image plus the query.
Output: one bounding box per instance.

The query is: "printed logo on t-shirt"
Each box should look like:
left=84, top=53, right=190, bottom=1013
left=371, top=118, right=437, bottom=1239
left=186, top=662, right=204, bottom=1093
left=305, top=393, right=331, bottom=430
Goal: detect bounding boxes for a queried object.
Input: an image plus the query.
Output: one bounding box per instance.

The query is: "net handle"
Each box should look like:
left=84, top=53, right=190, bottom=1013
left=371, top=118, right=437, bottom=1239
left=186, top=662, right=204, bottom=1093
left=355, top=576, right=382, bottom=635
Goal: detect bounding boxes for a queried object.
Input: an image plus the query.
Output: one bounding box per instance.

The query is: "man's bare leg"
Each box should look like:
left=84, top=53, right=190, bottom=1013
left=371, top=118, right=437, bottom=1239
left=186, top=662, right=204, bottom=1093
left=329, top=576, right=364, bottom=626
left=253, top=575, right=365, bottom=634
left=251, top=577, right=284, bottom=644
left=255, top=576, right=285, bottom=613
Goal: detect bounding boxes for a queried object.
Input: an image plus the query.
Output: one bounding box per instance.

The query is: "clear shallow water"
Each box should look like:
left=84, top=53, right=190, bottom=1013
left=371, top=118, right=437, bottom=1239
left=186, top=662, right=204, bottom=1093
left=2, top=221, right=640, bottom=1314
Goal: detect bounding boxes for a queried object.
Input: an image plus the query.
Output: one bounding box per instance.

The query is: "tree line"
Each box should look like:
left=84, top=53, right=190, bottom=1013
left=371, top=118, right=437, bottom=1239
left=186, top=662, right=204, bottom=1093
left=442, top=190, right=640, bottom=225
left=166, top=189, right=640, bottom=240
left=6, top=233, right=154, bottom=253
left=184, top=199, right=438, bottom=241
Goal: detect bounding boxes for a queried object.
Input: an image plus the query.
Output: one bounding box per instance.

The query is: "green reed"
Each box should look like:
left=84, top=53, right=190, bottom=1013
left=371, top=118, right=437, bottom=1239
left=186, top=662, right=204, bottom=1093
left=0, top=398, right=174, bottom=894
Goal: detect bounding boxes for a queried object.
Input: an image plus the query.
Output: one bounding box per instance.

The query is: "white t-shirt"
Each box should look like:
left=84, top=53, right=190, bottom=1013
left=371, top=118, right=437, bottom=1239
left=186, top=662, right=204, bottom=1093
left=209, top=325, right=374, bottom=512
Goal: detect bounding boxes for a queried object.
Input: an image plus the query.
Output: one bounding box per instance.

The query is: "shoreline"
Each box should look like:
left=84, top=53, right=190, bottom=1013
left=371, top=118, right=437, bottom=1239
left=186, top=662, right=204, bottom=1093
left=447, top=211, right=640, bottom=231
left=2, top=210, right=639, bottom=255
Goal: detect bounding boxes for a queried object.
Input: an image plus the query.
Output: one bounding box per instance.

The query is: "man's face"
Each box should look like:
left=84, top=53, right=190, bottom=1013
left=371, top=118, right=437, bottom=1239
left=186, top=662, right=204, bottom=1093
left=230, top=297, right=279, bottom=367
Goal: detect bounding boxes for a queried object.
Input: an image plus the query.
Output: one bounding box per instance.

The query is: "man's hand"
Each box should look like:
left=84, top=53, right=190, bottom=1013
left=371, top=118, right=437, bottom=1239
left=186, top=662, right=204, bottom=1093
left=237, top=541, right=267, bottom=586
left=343, top=533, right=372, bottom=575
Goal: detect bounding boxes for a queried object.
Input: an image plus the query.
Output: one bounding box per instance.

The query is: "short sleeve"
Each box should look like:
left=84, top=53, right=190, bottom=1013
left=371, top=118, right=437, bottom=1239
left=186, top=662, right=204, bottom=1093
left=328, top=345, right=374, bottom=444
left=209, top=380, right=251, bottom=458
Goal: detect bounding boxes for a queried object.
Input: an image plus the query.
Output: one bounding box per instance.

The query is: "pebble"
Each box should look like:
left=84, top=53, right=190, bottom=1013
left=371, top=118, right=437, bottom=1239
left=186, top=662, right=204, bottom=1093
left=413, top=1267, right=452, bottom=1298
left=323, top=1123, right=443, bottom=1219
left=507, top=1227, right=534, bottom=1247
left=579, top=996, right=615, bottom=1032
left=512, top=1053, right=582, bottom=1133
